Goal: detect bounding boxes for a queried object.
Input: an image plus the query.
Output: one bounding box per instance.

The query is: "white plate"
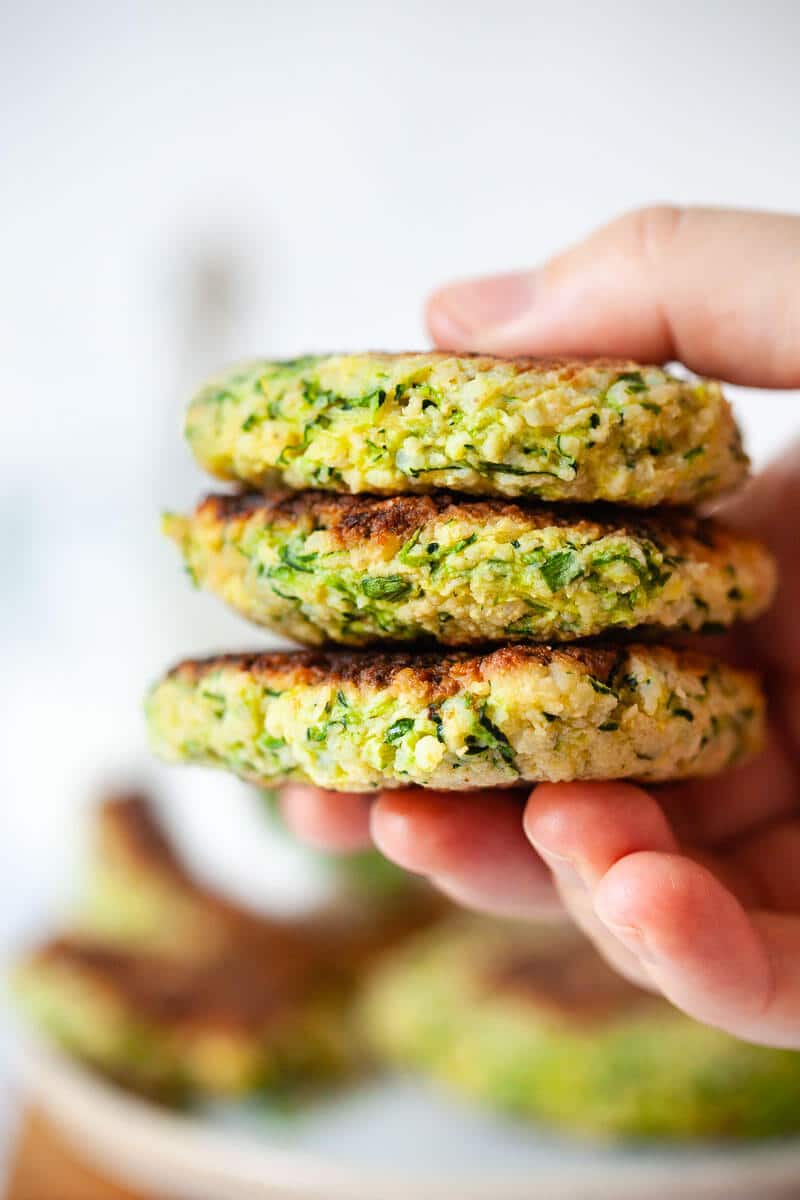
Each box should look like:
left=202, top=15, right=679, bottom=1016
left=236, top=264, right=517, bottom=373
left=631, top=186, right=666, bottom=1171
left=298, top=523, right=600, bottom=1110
left=16, top=1037, right=800, bottom=1200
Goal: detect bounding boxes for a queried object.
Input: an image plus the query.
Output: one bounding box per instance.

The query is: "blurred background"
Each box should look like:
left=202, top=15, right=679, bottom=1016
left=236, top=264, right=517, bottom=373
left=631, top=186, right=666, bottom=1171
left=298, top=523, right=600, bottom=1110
left=2, top=0, right=800, bottom=1189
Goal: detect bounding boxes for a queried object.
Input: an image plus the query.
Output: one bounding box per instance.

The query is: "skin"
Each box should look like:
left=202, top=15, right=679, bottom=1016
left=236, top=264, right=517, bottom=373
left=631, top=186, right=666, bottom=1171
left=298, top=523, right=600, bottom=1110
left=280, top=206, right=800, bottom=1049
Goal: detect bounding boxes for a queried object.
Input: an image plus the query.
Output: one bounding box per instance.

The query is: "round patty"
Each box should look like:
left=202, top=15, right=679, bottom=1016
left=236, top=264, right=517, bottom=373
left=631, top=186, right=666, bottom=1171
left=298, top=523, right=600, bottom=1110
left=145, top=643, right=764, bottom=790
left=362, top=918, right=800, bottom=1139
left=165, top=492, right=776, bottom=646
left=185, top=353, right=747, bottom=506
left=13, top=937, right=349, bottom=1098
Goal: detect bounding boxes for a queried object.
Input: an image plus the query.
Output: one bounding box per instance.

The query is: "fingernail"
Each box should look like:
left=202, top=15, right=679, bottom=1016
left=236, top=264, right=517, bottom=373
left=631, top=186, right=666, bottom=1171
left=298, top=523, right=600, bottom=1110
left=431, top=271, right=538, bottom=344
left=527, top=839, right=586, bottom=891
left=593, top=910, right=660, bottom=967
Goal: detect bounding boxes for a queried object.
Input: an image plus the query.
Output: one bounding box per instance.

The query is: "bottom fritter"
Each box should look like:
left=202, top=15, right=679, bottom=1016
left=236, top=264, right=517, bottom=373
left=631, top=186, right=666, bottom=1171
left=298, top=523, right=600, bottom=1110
left=146, top=643, right=764, bottom=791
left=361, top=918, right=800, bottom=1140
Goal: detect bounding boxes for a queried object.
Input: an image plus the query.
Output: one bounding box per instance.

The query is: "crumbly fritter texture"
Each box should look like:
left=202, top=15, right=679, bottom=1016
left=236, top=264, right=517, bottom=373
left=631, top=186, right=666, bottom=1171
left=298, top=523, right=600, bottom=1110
left=12, top=937, right=353, bottom=1099
left=145, top=643, right=764, bottom=790
left=361, top=919, right=800, bottom=1139
left=184, top=354, right=747, bottom=505
left=164, top=492, right=775, bottom=646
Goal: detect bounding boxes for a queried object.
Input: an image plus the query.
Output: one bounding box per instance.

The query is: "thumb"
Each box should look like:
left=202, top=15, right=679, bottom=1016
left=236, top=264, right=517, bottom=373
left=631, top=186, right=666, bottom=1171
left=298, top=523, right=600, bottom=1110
left=427, top=205, right=800, bottom=388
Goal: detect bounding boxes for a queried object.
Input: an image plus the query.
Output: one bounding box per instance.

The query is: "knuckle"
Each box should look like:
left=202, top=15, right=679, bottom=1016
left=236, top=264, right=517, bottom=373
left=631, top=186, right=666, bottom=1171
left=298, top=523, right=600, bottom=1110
left=627, top=204, right=687, bottom=267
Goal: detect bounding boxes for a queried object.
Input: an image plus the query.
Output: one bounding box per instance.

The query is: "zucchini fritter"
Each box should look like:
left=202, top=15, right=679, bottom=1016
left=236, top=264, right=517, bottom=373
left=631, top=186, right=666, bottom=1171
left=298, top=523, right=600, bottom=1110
left=362, top=918, right=800, bottom=1139
left=165, top=492, right=775, bottom=646
left=77, top=792, right=260, bottom=960
left=146, top=643, right=764, bottom=790
left=14, top=937, right=351, bottom=1099
left=185, top=354, right=747, bottom=506
left=15, top=793, right=443, bottom=1101
left=78, top=793, right=440, bottom=963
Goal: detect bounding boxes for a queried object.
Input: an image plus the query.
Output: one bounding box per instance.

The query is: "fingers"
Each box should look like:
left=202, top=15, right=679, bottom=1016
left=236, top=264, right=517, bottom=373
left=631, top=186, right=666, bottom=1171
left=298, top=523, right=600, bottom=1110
left=713, top=443, right=800, bottom=674
left=595, top=855, right=800, bottom=1048
left=427, top=205, right=800, bottom=387
left=522, top=780, right=679, bottom=990
left=523, top=780, right=678, bottom=883
left=526, top=782, right=800, bottom=1046
left=279, top=785, right=374, bottom=852
left=656, top=730, right=797, bottom=846
left=547, top=876, right=658, bottom=993
left=592, top=852, right=789, bottom=1045
left=371, top=788, right=558, bottom=918
left=728, top=818, right=800, bottom=912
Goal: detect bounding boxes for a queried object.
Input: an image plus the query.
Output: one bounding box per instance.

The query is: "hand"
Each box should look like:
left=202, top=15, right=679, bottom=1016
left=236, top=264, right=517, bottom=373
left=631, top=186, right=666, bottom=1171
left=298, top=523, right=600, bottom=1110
left=281, top=207, right=800, bottom=1048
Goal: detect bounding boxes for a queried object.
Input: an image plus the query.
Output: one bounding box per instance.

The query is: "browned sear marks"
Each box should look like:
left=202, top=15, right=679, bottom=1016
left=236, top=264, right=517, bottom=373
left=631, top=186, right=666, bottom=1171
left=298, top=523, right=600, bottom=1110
left=483, top=940, right=657, bottom=1026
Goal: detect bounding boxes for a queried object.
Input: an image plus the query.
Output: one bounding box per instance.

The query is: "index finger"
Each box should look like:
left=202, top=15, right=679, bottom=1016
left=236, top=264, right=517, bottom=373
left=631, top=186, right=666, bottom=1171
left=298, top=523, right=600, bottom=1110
left=427, top=205, right=800, bottom=388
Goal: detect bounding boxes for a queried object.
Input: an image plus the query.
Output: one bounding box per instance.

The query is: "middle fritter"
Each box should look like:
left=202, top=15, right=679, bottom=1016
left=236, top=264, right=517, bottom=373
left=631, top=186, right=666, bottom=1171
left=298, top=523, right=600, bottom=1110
left=164, top=491, right=776, bottom=647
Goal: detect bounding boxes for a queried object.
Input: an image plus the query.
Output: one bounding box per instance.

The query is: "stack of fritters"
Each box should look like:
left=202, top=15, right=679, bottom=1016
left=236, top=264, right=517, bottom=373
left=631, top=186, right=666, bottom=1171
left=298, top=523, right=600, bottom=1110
left=148, top=353, right=774, bottom=790
left=13, top=793, right=439, bottom=1102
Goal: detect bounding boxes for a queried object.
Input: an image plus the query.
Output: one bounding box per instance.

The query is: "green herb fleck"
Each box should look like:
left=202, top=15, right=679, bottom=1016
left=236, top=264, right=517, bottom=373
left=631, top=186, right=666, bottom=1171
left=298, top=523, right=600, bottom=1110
left=617, top=371, right=646, bottom=394
left=279, top=543, right=317, bottom=573
left=258, top=733, right=287, bottom=752
left=541, top=549, right=582, bottom=592
left=479, top=461, right=562, bottom=478
left=428, top=705, right=445, bottom=742
left=397, top=528, right=422, bottom=563
left=668, top=693, right=694, bottom=721
left=449, top=534, right=478, bottom=556
left=464, top=707, right=517, bottom=770
left=385, top=718, right=415, bottom=744
left=200, top=689, right=226, bottom=716
left=555, top=434, right=577, bottom=471
left=589, top=677, right=617, bottom=696
left=361, top=575, right=413, bottom=601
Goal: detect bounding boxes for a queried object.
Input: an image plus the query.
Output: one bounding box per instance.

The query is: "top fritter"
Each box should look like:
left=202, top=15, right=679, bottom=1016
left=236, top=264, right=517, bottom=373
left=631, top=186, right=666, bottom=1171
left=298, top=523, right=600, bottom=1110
left=186, top=354, right=748, bottom=506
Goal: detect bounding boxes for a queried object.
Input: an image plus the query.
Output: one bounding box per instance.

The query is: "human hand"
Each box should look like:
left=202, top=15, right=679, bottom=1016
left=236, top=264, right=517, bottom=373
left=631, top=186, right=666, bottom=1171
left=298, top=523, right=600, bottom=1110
left=281, top=207, right=800, bottom=1048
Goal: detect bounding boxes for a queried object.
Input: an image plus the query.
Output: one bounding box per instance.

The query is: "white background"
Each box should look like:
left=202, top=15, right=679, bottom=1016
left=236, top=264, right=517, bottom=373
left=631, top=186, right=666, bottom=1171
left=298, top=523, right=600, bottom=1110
left=1, top=0, right=799, bottom=1156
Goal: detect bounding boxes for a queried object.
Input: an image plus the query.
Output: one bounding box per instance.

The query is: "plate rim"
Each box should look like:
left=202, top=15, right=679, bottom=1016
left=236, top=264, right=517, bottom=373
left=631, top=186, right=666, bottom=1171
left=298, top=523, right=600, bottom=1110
left=16, top=1036, right=800, bottom=1200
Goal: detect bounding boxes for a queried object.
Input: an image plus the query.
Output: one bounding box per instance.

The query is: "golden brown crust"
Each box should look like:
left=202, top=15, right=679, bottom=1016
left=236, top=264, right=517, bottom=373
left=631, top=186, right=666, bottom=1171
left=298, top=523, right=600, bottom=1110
left=166, top=643, right=637, bottom=697
left=95, top=793, right=345, bottom=961
left=196, top=490, right=741, bottom=555
left=97, top=792, right=277, bottom=942
left=30, top=937, right=315, bottom=1033
left=98, top=793, right=189, bottom=885
left=94, top=793, right=443, bottom=971
left=483, top=941, right=657, bottom=1025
